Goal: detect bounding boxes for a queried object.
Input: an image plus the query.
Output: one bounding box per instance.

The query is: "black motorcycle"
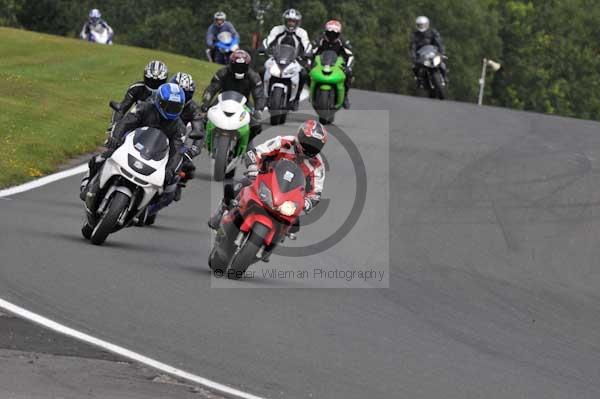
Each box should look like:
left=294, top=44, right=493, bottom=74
left=416, top=45, right=447, bottom=100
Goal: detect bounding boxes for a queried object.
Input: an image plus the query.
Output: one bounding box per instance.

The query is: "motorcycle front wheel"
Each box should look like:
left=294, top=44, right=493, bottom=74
left=212, top=135, right=232, bottom=182
left=269, top=86, right=288, bottom=125
left=431, top=70, right=446, bottom=100
left=90, top=191, right=130, bottom=245
left=315, top=89, right=336, bottom=125
left=226, top=223, right=271, bottom=279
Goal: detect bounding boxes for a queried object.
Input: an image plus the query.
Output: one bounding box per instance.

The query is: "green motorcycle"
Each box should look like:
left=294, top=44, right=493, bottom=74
left=309, top=49, right=346, bottom=125
left=204, top=91, right=251, bottom=181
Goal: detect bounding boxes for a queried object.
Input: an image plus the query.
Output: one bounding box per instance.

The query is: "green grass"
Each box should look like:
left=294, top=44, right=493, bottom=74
left=0, top=27, right=219, bottom=188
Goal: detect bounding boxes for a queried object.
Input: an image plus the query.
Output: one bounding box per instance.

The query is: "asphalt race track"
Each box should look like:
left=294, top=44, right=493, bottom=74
left=1, top=90, right=600, bottom=398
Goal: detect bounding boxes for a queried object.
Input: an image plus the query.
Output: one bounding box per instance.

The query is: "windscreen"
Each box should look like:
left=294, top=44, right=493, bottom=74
left=220, top=91, right=246, bottom=103
left=274, top=160, right=305, bottom=193
left=217, top=31, right=233, bottom=44
left=320, top=50, right=338, bottom=67
left=274, top=44, right=298, bottom=65
left=133, top=127, right=169, bottom=161
left=417, top=45, right=437, bottom=59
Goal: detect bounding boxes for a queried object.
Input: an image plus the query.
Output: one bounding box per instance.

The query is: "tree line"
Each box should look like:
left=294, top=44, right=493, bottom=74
left=2, top=0, right=600, bottom=120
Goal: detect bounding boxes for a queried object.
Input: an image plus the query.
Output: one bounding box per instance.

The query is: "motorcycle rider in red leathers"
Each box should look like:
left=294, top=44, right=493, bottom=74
left=208, top=120, right=328, bottom=258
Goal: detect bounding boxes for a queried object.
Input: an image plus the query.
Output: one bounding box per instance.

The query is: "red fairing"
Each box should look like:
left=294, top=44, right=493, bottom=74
left=239, top=214, right=276, bottom=245
left=235, top=160, right=305, bottom=246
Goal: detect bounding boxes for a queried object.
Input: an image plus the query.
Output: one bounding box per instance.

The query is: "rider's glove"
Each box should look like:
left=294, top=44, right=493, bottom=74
left=245, top=164, right=259, bottom=178
left=105, top=135, right=122, bottom=149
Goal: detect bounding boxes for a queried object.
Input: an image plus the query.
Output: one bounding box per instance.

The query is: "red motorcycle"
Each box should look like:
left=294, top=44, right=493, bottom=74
left=209, top=159, right=306, bottom=279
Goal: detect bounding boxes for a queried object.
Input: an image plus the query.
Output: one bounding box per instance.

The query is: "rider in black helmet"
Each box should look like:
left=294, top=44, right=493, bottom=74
left=111, top=60, right=168, bottom=123
left=201, top=50, right=266, bottom=141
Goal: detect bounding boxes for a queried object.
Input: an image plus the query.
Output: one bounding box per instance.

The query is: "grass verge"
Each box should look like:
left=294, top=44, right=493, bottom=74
left=0, top=27, right=219, bottom=188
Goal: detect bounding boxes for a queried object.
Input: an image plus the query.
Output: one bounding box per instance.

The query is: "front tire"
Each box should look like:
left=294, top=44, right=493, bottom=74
left=226, top=223, right=270, bottom=279
left=212, top=135, right=231, bottom=182
left=269, top=87, right=287, bottom=125
left=81, top=222, right=93, bottom=240
left=432, top=70, right=446, bottom=100
left=90, top=191, right=130, bottom=245
left=315, top=89, right=336, bottom=125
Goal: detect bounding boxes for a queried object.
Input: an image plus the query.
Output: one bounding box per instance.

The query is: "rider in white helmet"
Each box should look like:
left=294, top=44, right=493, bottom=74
left=206, top=11, right=240, bottom=64
left=80, top=9, right=114, bottom=43
left=263, top=9, right=312, bottom=110
left=410, top=16, right=447, bottom=86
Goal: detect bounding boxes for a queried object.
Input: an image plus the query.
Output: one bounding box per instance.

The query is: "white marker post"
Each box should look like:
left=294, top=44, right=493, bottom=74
left=477, top=58, right=502, bottom=106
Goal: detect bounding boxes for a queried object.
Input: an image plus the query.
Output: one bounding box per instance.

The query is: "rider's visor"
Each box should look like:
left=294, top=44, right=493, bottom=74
left=325, top=31, right=340, bottom=42
left=159, top=98, right=183, bottom=115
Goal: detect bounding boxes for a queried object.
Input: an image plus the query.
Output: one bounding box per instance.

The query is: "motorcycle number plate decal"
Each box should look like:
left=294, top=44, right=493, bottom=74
left=283, top=170, right=295, bottom=182
left=135, top=143, right=144, bottom=151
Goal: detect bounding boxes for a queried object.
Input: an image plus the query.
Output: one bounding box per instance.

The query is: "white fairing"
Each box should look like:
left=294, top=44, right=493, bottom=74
left=99, top=131, right=168, bottom=210
left=90, top=26, right=111, bottom=44
left=207, top=94, right=250, bottom=131
left=263, top=57, right=301, bottom=100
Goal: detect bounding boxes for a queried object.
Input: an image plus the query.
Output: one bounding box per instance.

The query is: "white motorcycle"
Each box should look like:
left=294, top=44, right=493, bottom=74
left=82, top=127, right=168, bottom=245
left=85, top=23, right=113, bottom=45
left=205, top=91, right=252, bottom=181
left=263, top=44, right=302, bottom=125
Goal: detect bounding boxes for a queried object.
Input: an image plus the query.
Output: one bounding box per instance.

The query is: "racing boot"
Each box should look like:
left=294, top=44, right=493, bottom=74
left=208, top=200, right=228, bottom=230
left=289, top=99, right=299, bottom=111
left=342, top=93, right=351, bottom=109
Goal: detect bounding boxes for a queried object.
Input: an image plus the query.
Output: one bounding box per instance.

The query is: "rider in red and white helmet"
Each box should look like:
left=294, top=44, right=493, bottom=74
left=311, top=20, right=355, bottom=109
left=208, top=119, right=328, bottom=235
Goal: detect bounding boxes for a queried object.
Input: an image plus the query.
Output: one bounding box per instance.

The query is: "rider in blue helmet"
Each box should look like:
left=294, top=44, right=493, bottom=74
left=81, top=83, right=187, bottom=200
left=154, top=82, right=186, bottom=120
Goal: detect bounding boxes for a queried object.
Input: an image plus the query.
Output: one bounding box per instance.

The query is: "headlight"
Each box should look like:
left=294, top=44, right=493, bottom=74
left=258, top=182, right=274, bottom=208
left=323, top=65, right=332, bottom=74
left=424, top=59, right=431, bottom=67
left=433, top=55, right=441, bottom=66
left=278, top=201, right=297, bottom=216
left=269, top=63, right=281, bottom=77
left=127, top=154, right=156, bottom=176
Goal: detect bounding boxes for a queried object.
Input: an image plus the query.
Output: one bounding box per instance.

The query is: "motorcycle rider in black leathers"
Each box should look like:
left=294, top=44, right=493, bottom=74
left=409, top=16, right=447, bottom=87
left=81, top=83, right=187, bottom=203
left=201, top=49, right=266, bottom=142
left=170, top=72, right=204, bottom=200
left=311, top=20, right=354, bottom=109
left=112, top=60, right=168, bottom=123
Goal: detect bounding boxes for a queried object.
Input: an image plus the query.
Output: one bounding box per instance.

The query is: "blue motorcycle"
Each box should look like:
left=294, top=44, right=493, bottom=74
left=207, top=31, right=240, bottom=65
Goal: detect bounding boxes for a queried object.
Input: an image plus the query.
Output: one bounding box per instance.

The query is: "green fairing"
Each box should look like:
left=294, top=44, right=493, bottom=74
left=309, top=54, right=346, bottom=109
left=204, top=106, right=251, bottom=156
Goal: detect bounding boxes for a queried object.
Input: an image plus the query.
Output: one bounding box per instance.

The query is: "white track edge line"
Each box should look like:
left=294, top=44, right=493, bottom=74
left=0, top=297, right=265, bottom=399
left=0, top=163, right=88, bottom=198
